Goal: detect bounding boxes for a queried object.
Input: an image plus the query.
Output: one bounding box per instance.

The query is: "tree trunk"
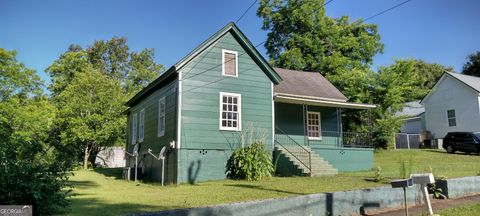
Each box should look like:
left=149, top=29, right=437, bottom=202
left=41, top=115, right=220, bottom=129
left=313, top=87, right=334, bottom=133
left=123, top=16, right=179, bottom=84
left=83, top=145, right=90, bottom=170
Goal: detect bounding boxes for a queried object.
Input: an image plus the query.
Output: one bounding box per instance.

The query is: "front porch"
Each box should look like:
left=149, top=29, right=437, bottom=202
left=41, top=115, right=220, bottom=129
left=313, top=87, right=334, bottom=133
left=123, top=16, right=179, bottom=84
left=273, top=101, right=375, bottom=175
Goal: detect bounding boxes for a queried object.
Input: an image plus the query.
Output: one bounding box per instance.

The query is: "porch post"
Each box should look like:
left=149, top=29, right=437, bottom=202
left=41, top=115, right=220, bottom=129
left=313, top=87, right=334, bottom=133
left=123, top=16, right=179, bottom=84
left=303, top=104, right=307, bottom=146
left=368, top=109, right=373, bottom=148
left=337, top=108, right=343, bottom=147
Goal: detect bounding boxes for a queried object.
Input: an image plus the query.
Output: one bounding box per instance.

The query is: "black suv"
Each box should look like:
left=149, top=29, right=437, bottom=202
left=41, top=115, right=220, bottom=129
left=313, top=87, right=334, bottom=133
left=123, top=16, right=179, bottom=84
left=443, top=132, right=480, bottom=154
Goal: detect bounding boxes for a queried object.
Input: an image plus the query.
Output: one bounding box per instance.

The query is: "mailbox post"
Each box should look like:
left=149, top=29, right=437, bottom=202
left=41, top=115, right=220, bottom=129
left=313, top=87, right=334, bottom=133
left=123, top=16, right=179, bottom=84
left=390, top=178, right=413, bottom=216
left=410, top=173, right=435, bottom=216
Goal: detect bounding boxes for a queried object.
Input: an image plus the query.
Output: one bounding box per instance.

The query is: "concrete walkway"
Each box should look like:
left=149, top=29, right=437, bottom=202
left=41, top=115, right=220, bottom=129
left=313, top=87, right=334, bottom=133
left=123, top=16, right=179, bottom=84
left=371, top=194, right=480, bottom=216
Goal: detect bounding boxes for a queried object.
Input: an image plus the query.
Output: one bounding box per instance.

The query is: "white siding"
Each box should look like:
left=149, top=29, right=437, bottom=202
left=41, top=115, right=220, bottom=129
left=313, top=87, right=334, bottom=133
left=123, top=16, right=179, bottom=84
left=424, top=76, right=480, bottom=139
left=400, top=118, right=422, bottom=134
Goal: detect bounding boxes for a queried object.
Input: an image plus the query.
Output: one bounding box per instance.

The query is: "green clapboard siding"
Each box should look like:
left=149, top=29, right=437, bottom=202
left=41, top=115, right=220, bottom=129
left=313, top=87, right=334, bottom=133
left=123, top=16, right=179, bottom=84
left=274, top=102, right=340, bottom=147
left=126, top=79, right=178, bottom=183
left=177, top=32, right=274, bottom=183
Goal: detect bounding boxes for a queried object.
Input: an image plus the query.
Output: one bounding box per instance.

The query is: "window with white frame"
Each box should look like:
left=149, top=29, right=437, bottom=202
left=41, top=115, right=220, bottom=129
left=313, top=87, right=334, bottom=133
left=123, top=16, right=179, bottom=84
left=447, top=109, right=456, bottom=127
left=139, top=109, right=145, bottom=142
left=131, top=113, right=137, bottom=145
left=219, top=92, right=241, bottom=131
left=222, top=49, right=238, bottom=77
left=307, top=111, right=321, bottom=140
left=158, top=97, right=166, bottom=137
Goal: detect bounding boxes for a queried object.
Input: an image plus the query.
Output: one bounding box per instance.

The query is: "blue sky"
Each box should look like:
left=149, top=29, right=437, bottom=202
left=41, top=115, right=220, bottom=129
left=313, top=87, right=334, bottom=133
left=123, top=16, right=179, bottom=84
left=1, top=0, right=479, bottom=84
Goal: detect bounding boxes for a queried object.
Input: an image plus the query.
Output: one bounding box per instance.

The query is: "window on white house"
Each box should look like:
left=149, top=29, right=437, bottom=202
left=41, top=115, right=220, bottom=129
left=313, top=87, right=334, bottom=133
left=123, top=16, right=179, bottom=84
left=220, top=92, right=241, bottom=131
left=222, top=49, right=238, bottom=77
left=447, top=109, right=456, bottom=127
left=158, top=97, right=166, bottom=137
left=307, top=111, right=322, bottom=140
left=139, top=109, right=145, bottom=142
left=132, top=113, right=137, bottom=145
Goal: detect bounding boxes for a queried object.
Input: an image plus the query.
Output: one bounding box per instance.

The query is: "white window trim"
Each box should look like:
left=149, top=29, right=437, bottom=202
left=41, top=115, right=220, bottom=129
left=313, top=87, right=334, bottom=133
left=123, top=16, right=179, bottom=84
left=219, top=92, right=241, bottom=131
left=158, top=97, right=166, bottom=137
left=132, top=113, right=137, bottom=145
left=447, top=109, right=456, bottom=127
left=139, top=109, right=145, bottom=142
left=307, top=111, right=322, bottom=140
left=221, top=49, right=238, bottom=77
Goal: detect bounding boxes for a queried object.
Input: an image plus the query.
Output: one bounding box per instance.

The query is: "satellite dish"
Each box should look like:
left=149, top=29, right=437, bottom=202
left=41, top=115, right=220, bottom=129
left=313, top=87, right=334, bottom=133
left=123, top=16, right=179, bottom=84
left=133, top=144, right=139, bottom=156
left=159, top=146, right=166, bottom=160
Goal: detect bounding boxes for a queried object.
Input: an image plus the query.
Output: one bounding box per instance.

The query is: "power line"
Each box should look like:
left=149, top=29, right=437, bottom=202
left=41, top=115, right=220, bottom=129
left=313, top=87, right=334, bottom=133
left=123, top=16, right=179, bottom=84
left=236, top=0, right=258, bottom=24
left=182, top=0, right=260, bottom=79
left=182, top=0, right=412, bottom=88
left=364, top=0, right=412, bottom=21
left=181, top=0, right=333, bottom=82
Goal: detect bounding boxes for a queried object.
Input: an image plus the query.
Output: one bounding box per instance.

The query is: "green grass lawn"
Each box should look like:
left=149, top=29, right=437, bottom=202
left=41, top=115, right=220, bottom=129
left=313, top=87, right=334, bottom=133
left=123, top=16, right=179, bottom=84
left=64, top=150, right=480, bottom=215
left=416, top=202, right=480, bottom=216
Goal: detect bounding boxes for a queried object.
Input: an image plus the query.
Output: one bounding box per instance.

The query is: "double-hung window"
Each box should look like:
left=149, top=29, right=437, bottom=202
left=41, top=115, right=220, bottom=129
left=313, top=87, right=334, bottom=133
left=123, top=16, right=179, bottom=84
left=158, top=97, right=166, bottom=137
left=447, top=109, right=456, bottom=127
left=139, top=109, right=145, bottom=142
left=222, top=49, right=238, bottom=77
left=307, top=111, right=322, bottom=140
left=219, top=92, right=241, bottom=131
left=131, top=113, right=137, bottom=145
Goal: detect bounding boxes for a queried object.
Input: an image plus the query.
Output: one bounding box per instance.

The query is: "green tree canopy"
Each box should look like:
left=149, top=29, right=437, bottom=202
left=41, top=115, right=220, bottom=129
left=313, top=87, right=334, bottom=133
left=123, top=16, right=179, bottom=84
left=257, top=0, right=383, bottom=75
left=46, top=37, right=164, bottom=169
left=0, top=48, right=70, bottom=214
left=56, top=68, right=125, bottom=169
left=462, top=51, right=480, bottom=77
left=0, top=48, right=43, bottom=100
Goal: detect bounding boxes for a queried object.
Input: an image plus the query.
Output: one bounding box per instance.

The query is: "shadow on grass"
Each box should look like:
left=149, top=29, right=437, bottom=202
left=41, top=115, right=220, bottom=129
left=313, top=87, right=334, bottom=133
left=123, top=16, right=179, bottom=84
left=62, top=196, right=183, bottom=216
left=93, top=167, right=123, bottom=179
left=424, top=149, right=480, bottom=156
left=70, top=180, right=99, bottom=189
left=224, top=184, right=307, bottom=196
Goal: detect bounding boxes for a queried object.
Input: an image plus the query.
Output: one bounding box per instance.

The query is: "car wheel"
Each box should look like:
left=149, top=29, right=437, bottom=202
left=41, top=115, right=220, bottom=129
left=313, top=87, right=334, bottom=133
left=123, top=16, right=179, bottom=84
left=446, top=145, right=455, bottom=154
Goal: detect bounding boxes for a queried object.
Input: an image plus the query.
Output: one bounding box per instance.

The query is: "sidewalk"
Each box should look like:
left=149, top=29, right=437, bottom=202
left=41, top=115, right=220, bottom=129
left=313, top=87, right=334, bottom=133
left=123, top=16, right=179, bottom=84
left=371, top=194, right=480, bottom=216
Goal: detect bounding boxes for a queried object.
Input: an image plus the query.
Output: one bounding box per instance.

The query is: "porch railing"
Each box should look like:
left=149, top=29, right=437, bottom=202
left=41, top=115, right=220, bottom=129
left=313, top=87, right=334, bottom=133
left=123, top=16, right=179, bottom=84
left=274, top=126, right=312, bottom=174
left=311, top=131, right=372, bottom=148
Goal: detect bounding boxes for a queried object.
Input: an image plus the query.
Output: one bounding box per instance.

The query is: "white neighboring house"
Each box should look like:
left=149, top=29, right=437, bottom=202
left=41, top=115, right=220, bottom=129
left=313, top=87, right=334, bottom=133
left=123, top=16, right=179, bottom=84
left=421, top=72, right=480, bottom=140
left=95, top=147, right=126, bottom=168
left=396, top=101, right=426, bottom=134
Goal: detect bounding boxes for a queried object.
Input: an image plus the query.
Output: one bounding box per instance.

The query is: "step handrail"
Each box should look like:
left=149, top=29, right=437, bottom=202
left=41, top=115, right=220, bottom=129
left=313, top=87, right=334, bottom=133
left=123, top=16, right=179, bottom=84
left=274, top=126, right=312, bottom=174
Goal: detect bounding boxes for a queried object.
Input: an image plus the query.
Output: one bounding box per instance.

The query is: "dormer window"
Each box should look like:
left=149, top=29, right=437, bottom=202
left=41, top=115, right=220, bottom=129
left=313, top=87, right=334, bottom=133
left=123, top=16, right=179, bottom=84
left=222, top=49, right=238, bottom=77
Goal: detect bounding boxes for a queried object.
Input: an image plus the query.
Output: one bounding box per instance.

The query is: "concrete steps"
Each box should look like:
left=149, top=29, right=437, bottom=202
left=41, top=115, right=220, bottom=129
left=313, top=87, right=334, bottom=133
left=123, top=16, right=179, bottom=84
left=275, top=145, right=338, bottom=176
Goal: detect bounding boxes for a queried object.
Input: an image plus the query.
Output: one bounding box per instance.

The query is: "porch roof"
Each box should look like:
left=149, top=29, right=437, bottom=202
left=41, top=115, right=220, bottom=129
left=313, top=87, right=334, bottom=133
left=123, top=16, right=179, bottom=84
left=274, top=68, right=348, bottom=101
left=274, top=94, right=376, bottom=109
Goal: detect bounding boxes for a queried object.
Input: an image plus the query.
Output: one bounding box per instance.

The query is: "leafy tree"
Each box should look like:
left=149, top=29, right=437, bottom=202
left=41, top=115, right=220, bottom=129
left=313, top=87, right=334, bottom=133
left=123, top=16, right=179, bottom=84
left=86, top=37, right=164, bottom=95
left=56, top=68, right=125, bottom=169
left=46, top=51, right=91, bottom=98
left=46, top=37, right=164, bottom=169
left=0, top=48, right=71, bottom=214
left=462, top=51, right=480, bottom=77
left=371, top=59, right=421, bottom=148
left=257, top=0, right=383, bottom=75
left=0, top=49, right=43, bottom=100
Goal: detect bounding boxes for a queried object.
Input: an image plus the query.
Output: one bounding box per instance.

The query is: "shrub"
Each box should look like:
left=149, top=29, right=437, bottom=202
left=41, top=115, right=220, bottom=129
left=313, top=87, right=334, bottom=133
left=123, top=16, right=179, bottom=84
left=226, top=142, right=274, bottom=181
left=373, top=166, right=384, bottom=182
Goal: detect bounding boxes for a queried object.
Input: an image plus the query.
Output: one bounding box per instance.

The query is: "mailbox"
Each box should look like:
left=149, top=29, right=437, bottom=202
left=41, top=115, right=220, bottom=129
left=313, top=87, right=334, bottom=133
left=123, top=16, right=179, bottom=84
left=410, top=173, right=435, bottom=185
left=390, top=178, right=413, bottom=188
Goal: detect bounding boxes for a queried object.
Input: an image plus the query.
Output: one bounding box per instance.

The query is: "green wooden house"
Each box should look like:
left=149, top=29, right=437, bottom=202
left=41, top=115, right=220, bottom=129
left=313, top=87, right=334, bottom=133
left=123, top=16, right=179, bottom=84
left=124, top=22, right=375, bottom=184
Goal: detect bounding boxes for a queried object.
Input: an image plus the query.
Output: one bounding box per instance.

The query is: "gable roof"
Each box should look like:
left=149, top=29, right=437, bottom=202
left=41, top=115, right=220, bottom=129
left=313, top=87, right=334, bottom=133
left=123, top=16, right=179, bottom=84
left=447, top=72, right=480, bottom=92
left=421, top=72, right=480, bottom=104
left=125, top=22, right=282, bottom=107
left=273, top=68, right=348, bottom=102
left=395, top=101, right=424, bottom=117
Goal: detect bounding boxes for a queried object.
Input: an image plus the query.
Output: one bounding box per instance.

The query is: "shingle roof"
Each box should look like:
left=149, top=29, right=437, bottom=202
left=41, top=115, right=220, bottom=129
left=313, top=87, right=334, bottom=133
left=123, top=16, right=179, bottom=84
left=447, top=72, right=480, bottom=93
left=273, top=68, right=348, bottom=101
left=395, top=101, right=424, bottom=117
